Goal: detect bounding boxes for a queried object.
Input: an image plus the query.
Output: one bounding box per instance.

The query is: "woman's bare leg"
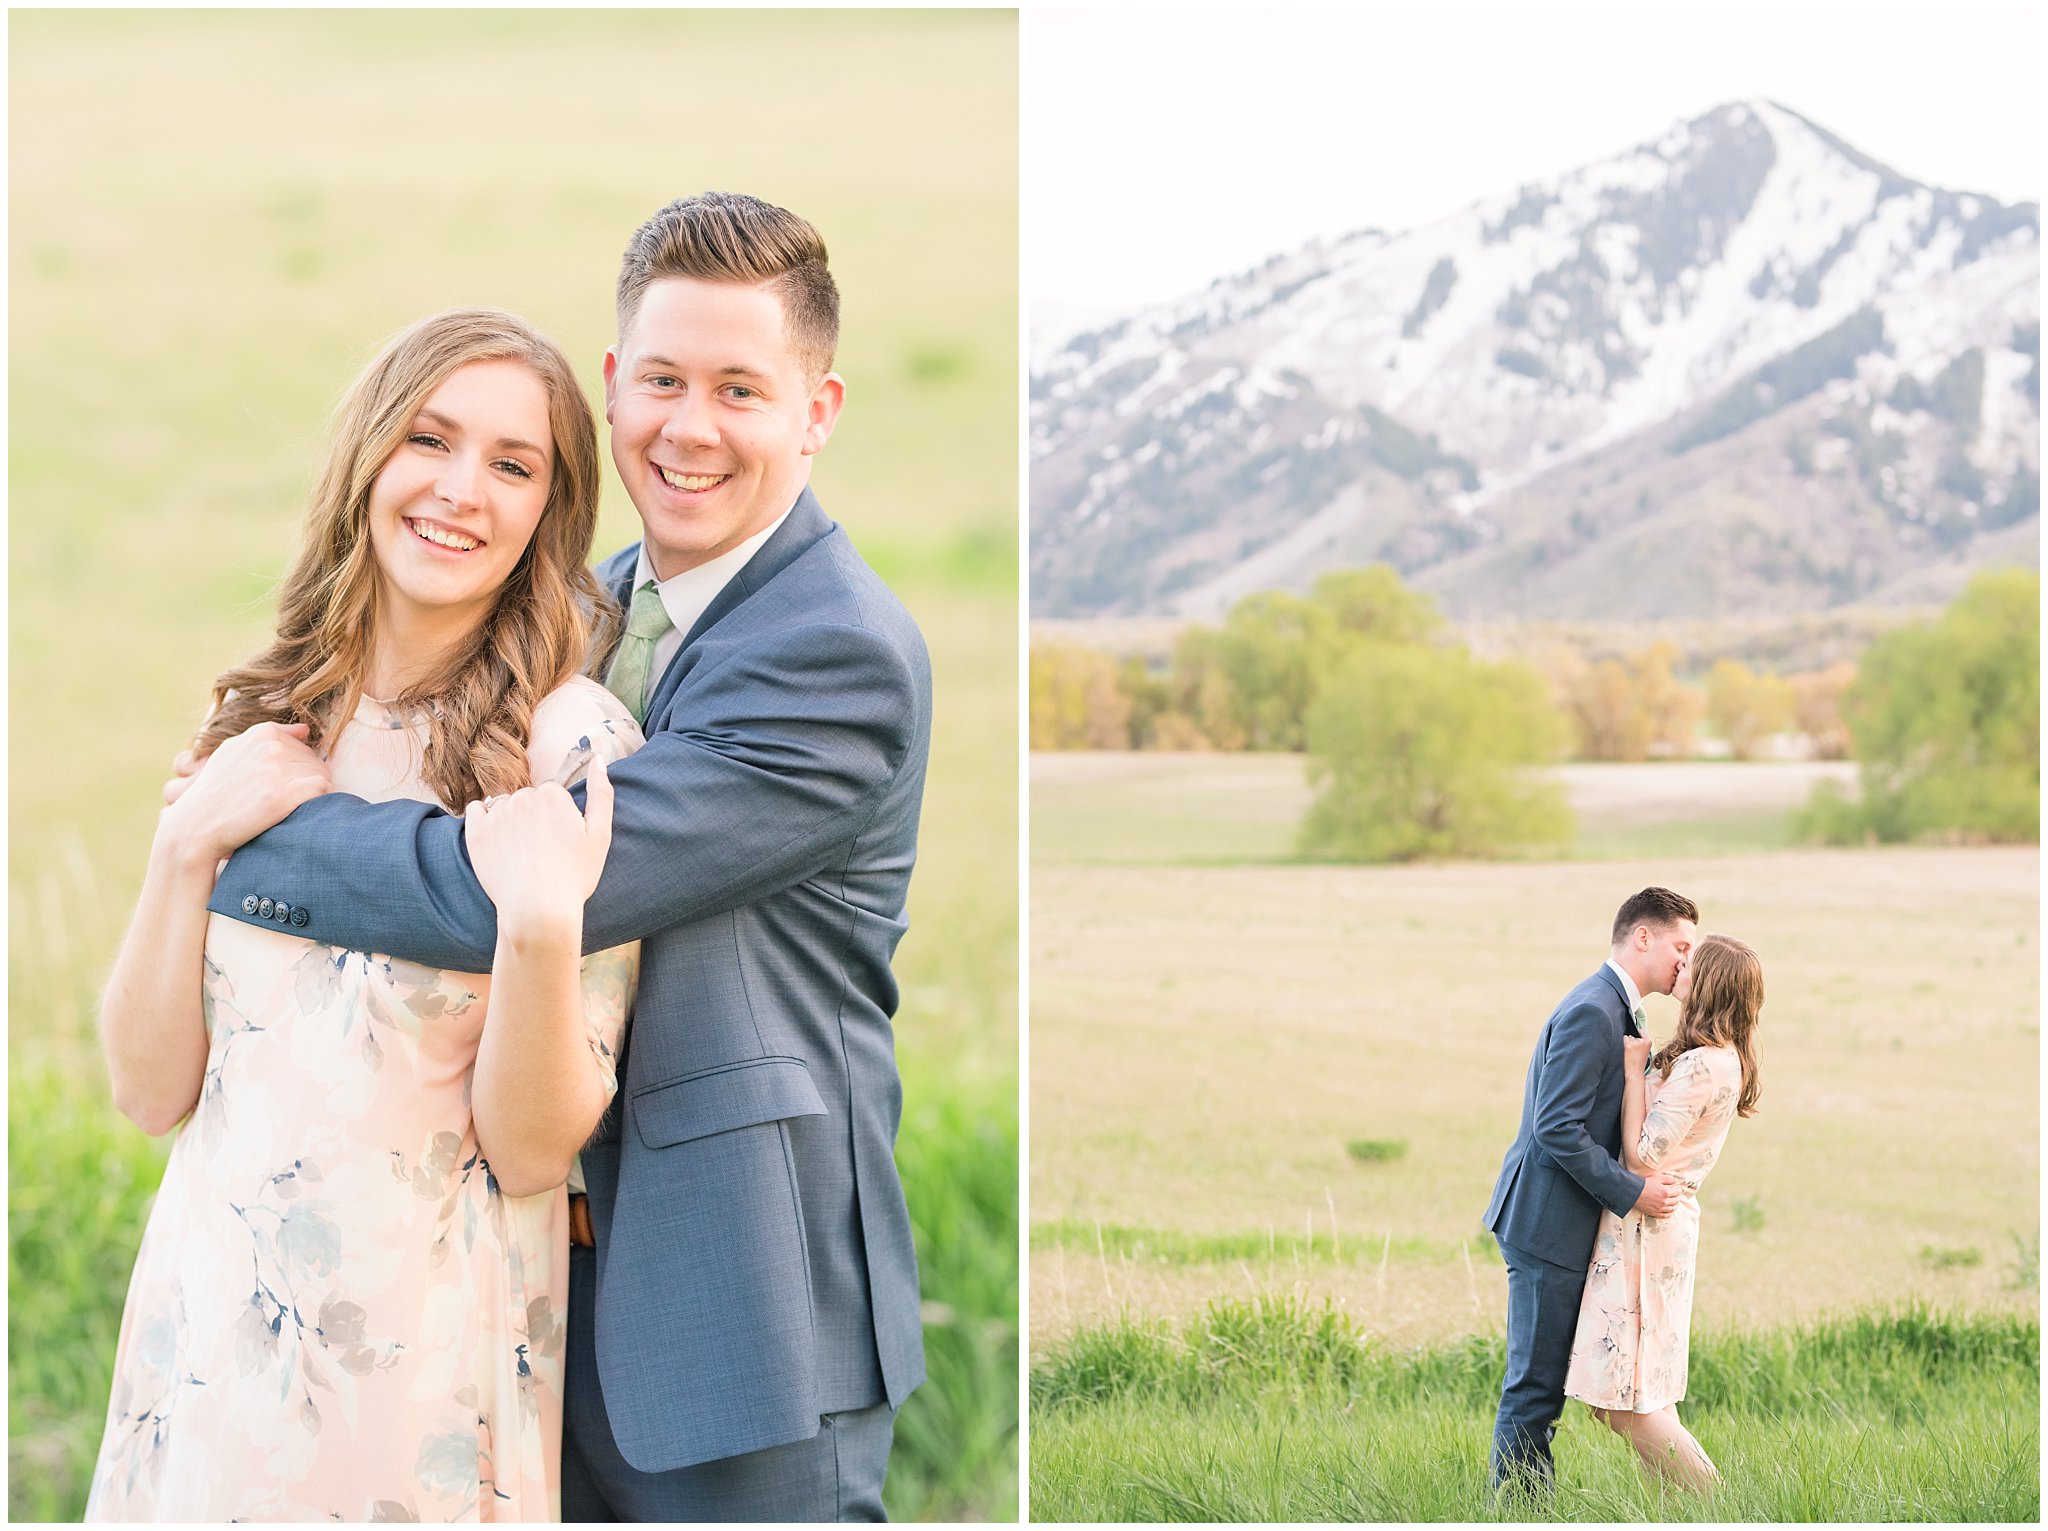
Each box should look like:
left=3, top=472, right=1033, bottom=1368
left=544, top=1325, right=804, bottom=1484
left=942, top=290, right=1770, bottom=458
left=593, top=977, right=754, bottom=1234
left=1603, top=1404, right=1719, bottom=1490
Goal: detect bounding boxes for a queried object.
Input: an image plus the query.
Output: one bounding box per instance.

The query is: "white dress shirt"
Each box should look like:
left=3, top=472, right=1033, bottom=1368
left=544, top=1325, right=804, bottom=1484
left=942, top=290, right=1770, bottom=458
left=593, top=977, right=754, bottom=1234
left=1604, top=956, right=1644, bottom=1022
left=631, top=503, right=795, bottom=682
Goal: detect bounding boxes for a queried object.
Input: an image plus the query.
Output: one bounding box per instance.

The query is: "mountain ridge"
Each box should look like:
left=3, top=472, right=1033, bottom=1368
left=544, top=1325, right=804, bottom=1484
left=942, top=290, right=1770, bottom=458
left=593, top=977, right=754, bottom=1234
left=1031, top=99, right=2039, bottom=621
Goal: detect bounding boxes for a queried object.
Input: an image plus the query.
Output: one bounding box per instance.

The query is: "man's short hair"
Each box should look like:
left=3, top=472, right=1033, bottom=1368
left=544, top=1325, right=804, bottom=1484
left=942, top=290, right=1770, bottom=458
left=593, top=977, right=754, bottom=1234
left=615, top=191, right=839, bottom=379
left=1610, top=886, right=1700, bottom=945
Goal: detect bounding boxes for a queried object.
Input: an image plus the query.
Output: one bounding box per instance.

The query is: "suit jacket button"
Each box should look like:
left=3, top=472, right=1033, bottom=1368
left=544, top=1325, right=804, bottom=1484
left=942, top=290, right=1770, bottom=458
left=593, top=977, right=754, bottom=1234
left=291, top=906, right=310, bottom=927
left=242, top=895, right=260, bottom=915
left=274, top=902, right=293, bottom=923
left=257, top=898, right=275, bottom=918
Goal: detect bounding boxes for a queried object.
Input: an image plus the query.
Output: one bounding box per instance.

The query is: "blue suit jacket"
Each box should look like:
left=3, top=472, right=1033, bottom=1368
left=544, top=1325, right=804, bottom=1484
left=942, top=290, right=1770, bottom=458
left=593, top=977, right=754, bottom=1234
left=1482, top=966, right=1647, bottom=1271
left=207, top=488, right=931, bottom=1471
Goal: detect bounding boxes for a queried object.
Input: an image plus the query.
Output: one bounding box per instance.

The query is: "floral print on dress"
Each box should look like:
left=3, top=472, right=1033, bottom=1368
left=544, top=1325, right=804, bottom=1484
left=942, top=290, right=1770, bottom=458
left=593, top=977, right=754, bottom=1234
left=86, top=676, right=643, bottom=1521
left=1563, top=1044, right=1742, bottom=1414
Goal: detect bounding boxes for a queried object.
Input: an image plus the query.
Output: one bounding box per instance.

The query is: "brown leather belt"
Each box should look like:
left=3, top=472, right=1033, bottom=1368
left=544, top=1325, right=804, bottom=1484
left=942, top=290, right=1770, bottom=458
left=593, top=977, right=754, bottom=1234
left=568, top=1192, right=595, bottom=1249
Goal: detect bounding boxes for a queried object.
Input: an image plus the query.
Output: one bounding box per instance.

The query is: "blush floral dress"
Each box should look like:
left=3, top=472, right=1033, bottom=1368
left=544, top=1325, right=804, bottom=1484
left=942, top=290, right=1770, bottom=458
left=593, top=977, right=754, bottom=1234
left=86, top=676, right=641, bottom=1522
left=1564, top=1044, right=1742, bottom=1414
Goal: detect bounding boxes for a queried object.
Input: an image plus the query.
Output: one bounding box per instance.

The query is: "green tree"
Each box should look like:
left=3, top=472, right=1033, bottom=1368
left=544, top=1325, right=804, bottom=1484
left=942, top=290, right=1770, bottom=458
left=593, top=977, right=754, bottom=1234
left=1169, top=627, right=1248, bottom=750
left=1309, top=564, right=1445, bottom=646
left=1157, top=567, right=1450, bottom=754
left=1209, top=591, right=1336, bottom=750
left=1299, top=644, right=1572, bottom=861
left=1819, top=570, right=2039, bottom=842
left=1115, top=655, right=1175, bottom=748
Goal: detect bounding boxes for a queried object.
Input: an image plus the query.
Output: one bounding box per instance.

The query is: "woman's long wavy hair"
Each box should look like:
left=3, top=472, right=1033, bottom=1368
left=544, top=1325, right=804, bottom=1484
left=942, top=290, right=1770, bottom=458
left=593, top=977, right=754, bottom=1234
left=195, top=309, right=618, bottom=808
left=1652, top=932, right=1764, bottom=1117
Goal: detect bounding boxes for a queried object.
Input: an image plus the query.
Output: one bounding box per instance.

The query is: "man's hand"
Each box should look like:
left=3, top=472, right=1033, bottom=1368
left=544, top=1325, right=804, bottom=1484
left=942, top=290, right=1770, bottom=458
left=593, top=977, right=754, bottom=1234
left=1632, top=1172, right=1684, bottom=1220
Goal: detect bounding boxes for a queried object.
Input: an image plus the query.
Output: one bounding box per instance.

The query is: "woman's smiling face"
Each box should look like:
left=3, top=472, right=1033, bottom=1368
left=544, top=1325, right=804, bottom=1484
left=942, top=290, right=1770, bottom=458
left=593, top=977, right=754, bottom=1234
left=366, top=359, right=555, bottom=634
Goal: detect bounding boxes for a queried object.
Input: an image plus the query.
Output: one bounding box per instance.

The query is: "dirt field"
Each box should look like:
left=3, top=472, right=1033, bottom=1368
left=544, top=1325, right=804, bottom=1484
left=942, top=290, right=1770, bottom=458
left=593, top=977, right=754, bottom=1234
left=1029, top=761, right=2038, bottom=1353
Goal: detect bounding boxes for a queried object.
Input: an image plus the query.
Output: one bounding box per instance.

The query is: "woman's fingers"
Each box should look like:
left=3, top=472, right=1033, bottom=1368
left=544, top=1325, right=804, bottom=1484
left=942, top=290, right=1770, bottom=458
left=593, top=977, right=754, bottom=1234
left=284, top=766, right=330, bottom=811
left=162, top=718, right=332, bottom=858
left=460, top=776, right=604, bottom=926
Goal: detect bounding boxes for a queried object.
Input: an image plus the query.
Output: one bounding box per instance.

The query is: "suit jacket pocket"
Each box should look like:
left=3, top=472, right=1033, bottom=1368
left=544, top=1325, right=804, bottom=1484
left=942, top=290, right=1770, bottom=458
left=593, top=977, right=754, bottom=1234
left=630, top=1055, right=828, bottom=1150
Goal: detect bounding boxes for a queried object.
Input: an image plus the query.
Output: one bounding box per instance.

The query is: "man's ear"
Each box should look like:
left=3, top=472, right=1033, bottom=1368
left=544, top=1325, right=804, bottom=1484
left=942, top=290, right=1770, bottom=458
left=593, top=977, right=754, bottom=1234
left=601, top=347, right=621, bottom=425
left=801, top=373, right=846, bottom=457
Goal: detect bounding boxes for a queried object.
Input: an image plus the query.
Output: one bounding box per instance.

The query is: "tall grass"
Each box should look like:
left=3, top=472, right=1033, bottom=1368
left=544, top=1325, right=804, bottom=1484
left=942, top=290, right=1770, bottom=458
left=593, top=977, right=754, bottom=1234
left=7, top=1058, right=169, bottom=1522
left=891, top=1064, right=1020, bottom=1521
left=1030, top=1298, right=2039, bottom=1521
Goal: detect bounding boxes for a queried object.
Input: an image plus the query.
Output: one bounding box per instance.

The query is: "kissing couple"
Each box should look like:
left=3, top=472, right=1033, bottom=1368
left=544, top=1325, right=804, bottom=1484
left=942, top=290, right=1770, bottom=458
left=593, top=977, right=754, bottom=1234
left=87, top=192, right=930, bottom=1522
left=1485, top=887, right=1765, bottom=1495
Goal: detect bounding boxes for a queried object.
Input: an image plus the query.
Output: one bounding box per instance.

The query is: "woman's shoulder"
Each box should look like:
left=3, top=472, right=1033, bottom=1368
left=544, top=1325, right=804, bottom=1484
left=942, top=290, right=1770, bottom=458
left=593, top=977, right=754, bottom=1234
left=524, top=676, right=646, bottom=784
left=1663, top=1042, right=1736, bottom=1081
left=1685, top=1044, right=1743, bottom=1082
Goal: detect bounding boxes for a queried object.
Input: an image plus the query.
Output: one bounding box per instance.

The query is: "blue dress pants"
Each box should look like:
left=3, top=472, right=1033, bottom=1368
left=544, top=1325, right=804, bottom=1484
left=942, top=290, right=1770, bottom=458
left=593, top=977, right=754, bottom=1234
left=1490, top=1235, right=1589, bottom=1490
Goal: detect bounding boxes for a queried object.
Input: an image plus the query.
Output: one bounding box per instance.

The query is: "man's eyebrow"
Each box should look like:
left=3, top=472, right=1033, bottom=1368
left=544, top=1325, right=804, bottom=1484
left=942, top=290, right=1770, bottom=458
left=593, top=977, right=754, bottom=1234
left=416, top=408, right=549, bottom=459
left=638, top=355, right=772, bottom=383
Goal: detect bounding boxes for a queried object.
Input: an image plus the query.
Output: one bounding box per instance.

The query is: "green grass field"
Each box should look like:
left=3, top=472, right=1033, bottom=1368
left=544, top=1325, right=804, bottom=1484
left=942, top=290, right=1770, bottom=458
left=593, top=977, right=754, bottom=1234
left=1029, top=751, right=2037, bottom=1519
left=1030, top=1300, right=2038, bottom=1521
left=1030, top=752, right=1858, bottom=864
left=9, top=13, right=1017, bottom=1521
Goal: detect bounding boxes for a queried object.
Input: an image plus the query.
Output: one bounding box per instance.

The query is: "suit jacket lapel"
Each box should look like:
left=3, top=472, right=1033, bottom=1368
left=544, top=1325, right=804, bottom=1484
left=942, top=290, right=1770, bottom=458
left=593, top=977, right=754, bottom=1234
left=1595, top=964, right=1639, bottom=1035
left=607, top=557, right=635, bottom=609
left=640, top=486, right=836, bottom=725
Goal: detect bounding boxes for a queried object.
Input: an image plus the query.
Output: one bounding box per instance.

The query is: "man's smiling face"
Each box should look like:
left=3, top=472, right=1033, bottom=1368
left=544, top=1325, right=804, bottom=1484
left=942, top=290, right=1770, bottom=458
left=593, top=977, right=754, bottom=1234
left=602, top=276, right=843, bottom=582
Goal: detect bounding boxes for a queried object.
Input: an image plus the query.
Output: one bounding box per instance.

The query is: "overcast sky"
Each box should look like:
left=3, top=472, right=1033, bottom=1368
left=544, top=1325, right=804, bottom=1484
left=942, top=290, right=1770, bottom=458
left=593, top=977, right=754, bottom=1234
left=1025, top=4, right=2043, bottom=325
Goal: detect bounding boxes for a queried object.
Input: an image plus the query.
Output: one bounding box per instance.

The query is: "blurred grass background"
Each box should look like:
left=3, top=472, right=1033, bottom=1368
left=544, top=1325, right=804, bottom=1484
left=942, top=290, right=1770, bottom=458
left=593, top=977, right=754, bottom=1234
left=9, top=10, right=1017, bottom=1520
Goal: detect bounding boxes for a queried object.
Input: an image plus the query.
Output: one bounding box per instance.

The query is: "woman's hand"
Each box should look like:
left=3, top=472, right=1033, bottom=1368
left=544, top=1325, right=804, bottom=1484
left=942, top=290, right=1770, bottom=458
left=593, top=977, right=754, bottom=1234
left=1623, top=1034, right=1652, bottom=1072
left=159, top=721, right=330, bottom=865
left=463, top=755, right=614, bottom=938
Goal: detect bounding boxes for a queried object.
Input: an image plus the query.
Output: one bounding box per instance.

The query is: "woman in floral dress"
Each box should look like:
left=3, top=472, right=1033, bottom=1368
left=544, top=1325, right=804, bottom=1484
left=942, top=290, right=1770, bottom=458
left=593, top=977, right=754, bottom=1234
left=87, top=310, right=639, bottom=1521
left=1564, top=933, right=1765, bottom=1491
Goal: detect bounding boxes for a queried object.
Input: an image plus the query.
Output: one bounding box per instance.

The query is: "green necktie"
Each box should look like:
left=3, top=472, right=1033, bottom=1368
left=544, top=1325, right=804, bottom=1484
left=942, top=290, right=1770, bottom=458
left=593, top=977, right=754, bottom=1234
left=1632, top=1004, right=1647, bottom=1035
left=604, top=580, right=675, bottom=724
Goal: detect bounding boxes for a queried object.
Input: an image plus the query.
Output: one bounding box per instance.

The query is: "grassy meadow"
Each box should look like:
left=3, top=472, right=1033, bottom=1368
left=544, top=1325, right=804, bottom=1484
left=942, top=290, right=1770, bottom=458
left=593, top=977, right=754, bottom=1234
left=10, top=13, right=1017, bottom=1521
left=1030, top=752, right=1860, bottom=866
left=1031, top=1301, right=2038, bottom=1521
left=1029, top=751, right=2038, bottom=1519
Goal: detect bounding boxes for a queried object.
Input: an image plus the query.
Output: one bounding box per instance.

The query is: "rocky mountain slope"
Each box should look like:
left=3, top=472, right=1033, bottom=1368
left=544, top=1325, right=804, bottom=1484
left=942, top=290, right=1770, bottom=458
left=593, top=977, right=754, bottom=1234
left=1031, top=100, right=2039, bottom=620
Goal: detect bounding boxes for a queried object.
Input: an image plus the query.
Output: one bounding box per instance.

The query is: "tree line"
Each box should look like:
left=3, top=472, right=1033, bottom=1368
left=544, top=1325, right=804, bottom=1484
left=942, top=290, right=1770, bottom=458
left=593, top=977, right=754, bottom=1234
left=1031, top=564, right=2038, bottom=859
left=1031, top=565, right=1853, bottom=762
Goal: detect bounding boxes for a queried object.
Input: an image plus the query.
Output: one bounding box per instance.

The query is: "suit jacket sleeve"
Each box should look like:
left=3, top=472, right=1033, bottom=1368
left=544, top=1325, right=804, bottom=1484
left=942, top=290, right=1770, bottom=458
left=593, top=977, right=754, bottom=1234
left=206, top=622, right=919, bottom=970
left=1531, top=1000, right=1646, bottom=1218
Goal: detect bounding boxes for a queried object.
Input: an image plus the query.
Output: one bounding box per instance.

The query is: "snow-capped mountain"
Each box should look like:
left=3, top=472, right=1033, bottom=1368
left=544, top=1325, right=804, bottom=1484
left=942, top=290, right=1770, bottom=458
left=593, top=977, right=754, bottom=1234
left=1031, top=100, right=2039, bottom=621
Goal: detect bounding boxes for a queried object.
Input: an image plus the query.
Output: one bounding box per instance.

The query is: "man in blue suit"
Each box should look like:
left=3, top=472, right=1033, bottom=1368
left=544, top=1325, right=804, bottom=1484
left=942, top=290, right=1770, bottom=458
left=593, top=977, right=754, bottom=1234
left=192, top=193, right=930, bottom=1520
left=1482, top=887, right=1699, bottom=1493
